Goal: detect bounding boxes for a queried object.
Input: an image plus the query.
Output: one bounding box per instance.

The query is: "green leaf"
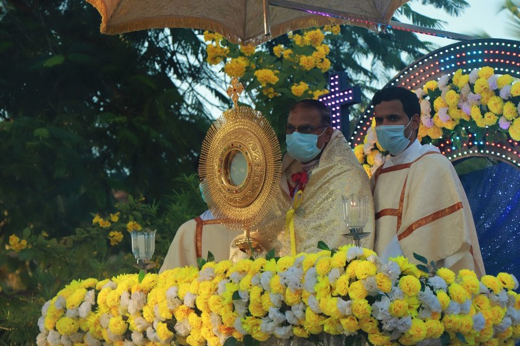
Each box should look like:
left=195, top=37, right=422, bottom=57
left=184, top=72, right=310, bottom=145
left=197, top=257, right=206, bottom=270
left=430, top=260, right=437, bottom=272
left=317, top=241, right=330, bottom=251
left=420, top=281, right=426, bottom=292
left=456, top=332, right=467, bottom=344
left=413, top=252, right=428, bottom=264
left=33, top=128, right=50, bottom=139
left=440, top=332, right=450, bottom=346
left=232, top=291, right=241, bottom=301
left=43, top=54, right=65, bottom=67
left=207, top=251, right=215, bottom=263
left=242, top=335, right=260, bottom=346
left=138, top=270, right=145, bottom=283
left=223, top=337, right=237, bottom=346
left=417, top=264, right=430, bottom=274
left=266, top=248, right=275, bottom=260
left=22, top=227, right=31, bottom=239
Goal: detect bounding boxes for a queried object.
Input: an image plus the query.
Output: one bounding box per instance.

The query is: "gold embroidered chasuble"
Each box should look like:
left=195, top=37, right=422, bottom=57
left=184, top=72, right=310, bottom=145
left=160, top=214, right=242, bottom=272
left=245, top=130, right=375, bottom=256
left=372, top=140, right=485, bottom=276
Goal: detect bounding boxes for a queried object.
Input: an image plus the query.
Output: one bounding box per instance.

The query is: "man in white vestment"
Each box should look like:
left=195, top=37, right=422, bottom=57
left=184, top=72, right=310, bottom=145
left=371, top=87, right=485, bottom=276
left=232, top=99, right=375, bottom=258
left=160, top=181, right=242, bottom=272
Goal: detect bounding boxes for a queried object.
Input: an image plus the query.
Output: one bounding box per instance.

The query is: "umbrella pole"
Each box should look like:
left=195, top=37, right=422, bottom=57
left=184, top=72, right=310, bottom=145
left=263, top=0, right=271, bottom=37
left=269, top=0, right=476, bottom=41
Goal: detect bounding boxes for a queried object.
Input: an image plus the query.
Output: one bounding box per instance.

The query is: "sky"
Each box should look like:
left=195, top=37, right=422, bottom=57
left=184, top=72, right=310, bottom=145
left=407, top=0, right=518, bottom=45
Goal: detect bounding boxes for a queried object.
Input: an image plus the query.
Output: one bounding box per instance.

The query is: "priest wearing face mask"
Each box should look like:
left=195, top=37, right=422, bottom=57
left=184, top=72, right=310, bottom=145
left=371, top=87, right=485, bottom=276
left=232, top=99, right=375, bottom=258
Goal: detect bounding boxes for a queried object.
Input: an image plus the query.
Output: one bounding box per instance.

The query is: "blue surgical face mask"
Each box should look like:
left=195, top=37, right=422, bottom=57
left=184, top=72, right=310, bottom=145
left=199, top=182, right=207, bottom=204
left=286, top=128, right=327, bottom=163
left=375, top=120, right=413, bottom=156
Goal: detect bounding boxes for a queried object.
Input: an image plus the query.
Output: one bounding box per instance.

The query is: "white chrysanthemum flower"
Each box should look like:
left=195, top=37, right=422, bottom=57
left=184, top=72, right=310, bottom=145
left=391, top=287, right=405, bottom=301
left=373, top=152, right=385, bottom=167
left=146, top=326, right=160, bottom=343
left=174, top=318, right=192, bottom=337
left=47, top=330, right=61, bottom=345
left=438, top=108, right=450, bottom=123
left=230, top=271, right=246, bottom=284
left=461, top=102, right=471, bottom=116
left=120, top=291, right=130, bottom=310
left=234, top=317, right=248, bottom=335
left=303, top=268, right=317, bottom=293
left=261, top=271, right=273, bottom=291
left=419, top=287, right=442, bottom=313
left=99, top=313, right=111, bottom=329
left=307, top=294, right=322, bottom=314
left=421, top=114, right=434, bottom=128
left=153, top=318, right=160, bottom=330
left=460, top=299, right=472, bottom=314
left=269, top=307, right=286, bottom=325
left=54, top=296, right=66, bottom=310
left=107, top=328, right=123, bottom=341
left=60, top=335, right=72, bottom=346
left=79, top=302, right=92, bottom=319
left=496, top=316, right=512, bottom=333
left=328, top=268, right=341, bottom=284
left=183, top=292, right=197, bottom=308
left=445, top=301, right=461, bottom=315
left=198, top=267, right=216, bottom=282
left=479, top=282, right=489, bottom=294
left=415, top=88, right=426, bottom=99
left=363, top=277, right=378, bottom=294
left=467, top=92, right=481, bottom=106
left=65, top=308, right=79, bottom=319
left=238, top=290, right=249, bottom=302
left=365, top=127, right=377, bottom=146
left=472, top=312, right=486, bottom=332
left=41, top=300, right=51, bottom=317
left=123, top=341, right=135, bottom=346
left=134, top=317, right=150, bottom=332
left=218, top=279, right=229, bottom=295
left=294, top=255, right=305, bottom=268
left=469, top=68, right=479, bottom=84
left=131, top=331, right=145, bottom=345
left=428, top=276, right=447, bottom=291
left=154, top=305, right=165, bottom=321
left=85, top=332, right=103, bottom=346
left=233, top=300, right=248, bottom=316
left=260, top=319, right=277, bottom=334
left=396, top=316, right=412, bottom=333
left=103, top=281, right=117, bottom=290
left=251, top=274, right=261, bottom=287
left=461, top=84, right=471, bottom=97
left=285, top=310, right=299, bottom=325
left=420, top=99, right=431, bottom=115
left=372, top=296, right=392, bottom=321
left=500, top=85, right=512, bottom=99
left=166, top=297, right=181, bottom=311
left=382, top=261, right=401, bottom=281
left=512, top=274, right=519, bottom=290
left=438, top=74, right=451, bottom=89
left=37, top=316, right=45, bottom=332
left=507, top=307, right=520, bottom=324
left=275, top=325, right=293, bottom=339
left=269, top=293, right=283, bottom=308
left=337, top=298, right=352, bottom=316
left=488, top=74, right=499, bottom=90
left=292, top=302, right=306, bottom=320
left=347, top=246, right=364, bottom=261
left=36, top=331, right=48, bottom=346
left=418, top=307, right=433, bottom=319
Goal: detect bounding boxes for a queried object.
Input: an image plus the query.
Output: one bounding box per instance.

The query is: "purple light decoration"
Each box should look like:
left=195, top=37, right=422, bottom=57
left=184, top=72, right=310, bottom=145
left=319, top=72, right=361, bottom=136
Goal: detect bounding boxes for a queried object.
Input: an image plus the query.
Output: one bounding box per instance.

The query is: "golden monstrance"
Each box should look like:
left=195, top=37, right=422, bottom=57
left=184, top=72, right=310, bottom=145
left=199, top=78, right=281, bottom=252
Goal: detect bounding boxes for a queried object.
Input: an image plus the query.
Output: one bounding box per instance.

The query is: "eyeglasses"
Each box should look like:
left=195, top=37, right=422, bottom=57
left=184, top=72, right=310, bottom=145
left=285, top=125, right=326, bottom=134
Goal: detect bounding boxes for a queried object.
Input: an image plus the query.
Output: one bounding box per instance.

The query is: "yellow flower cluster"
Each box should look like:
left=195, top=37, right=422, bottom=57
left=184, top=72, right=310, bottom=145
left=254, top=69, right=279, bottom=87
left=108, top=231, right=124, bottom=246
left=206, top=41, right=229, bottom=65
left=224, top=57, right=249, bottom=78
left=126, top=221, right=142, bottom=232
left=92, top=214, right=111, bottom=228
left=38, top=246, right=520, bottom=346
left=291, top=81, right=309, bottom=97
left=8, top=234, right=27, bottom=252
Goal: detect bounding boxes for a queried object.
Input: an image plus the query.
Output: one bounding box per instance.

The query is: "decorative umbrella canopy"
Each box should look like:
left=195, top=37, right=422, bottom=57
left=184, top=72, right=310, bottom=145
left=86, top=0, right=408, bottom=45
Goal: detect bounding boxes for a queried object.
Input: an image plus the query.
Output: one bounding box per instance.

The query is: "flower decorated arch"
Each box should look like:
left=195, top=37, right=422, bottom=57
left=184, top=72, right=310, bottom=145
left=350, top=38, right=520, bottom=176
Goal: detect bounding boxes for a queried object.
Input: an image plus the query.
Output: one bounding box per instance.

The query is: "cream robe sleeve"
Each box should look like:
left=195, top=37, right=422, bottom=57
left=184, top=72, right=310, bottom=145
left=160, top=219, right=198, bottom=272
left=398, top=154, right=485, bottom=276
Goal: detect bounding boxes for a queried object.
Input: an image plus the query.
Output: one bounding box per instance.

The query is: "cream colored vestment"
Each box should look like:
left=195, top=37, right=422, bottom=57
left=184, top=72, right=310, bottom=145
left=233, top=130, right=375, bottom=257
left=372, top=140, right=485, bottom=276
left=160, top=211, right=242, bottom=272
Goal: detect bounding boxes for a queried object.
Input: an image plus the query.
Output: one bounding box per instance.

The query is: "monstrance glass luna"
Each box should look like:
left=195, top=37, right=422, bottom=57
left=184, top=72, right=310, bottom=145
left=342, top=194, right=370, bottom=247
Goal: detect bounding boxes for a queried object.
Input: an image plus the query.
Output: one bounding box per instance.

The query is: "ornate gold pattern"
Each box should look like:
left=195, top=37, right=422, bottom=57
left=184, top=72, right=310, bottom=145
left=227, top=78, right=244, bottom=108
left=200, top=106, right=281, bottom=231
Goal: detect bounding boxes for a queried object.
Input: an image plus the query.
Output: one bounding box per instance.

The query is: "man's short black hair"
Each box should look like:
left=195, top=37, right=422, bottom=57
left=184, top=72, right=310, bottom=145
left=290, top=99, right=332, bottom=126
left=372, top=87, right=420, bottom=119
